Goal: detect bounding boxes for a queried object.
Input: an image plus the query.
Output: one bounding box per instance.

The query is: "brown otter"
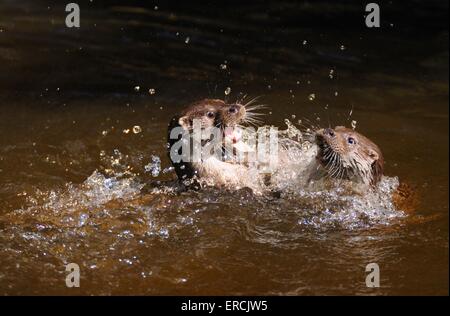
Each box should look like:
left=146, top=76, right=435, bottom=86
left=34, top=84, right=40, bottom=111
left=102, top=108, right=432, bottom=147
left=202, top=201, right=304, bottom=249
left=167, top=98, right=260, bottom=189
left=314, top=126, right=384, bottom=186
left=312, top=126, right=420, bottom=213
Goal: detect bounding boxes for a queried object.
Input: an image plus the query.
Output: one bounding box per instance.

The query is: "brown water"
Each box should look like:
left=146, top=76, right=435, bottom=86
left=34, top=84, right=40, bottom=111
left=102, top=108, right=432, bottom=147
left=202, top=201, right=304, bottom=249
left=0, top=1, right=448, bottom=295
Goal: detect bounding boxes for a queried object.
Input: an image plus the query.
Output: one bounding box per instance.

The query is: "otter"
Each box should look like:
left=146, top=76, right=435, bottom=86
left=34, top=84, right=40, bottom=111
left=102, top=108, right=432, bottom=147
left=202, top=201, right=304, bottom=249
left=313, top=126, right=418, bottom=213
left=314, top=126, right=384, bottom=186
left=167, top=98, right=260, bottom=190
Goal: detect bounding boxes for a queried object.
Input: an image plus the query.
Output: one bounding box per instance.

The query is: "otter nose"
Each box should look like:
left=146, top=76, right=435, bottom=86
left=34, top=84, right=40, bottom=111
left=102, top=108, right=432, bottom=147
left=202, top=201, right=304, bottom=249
left=324, top=128, right=335, bottom=137
left=228, top=105, right=240, bottom=114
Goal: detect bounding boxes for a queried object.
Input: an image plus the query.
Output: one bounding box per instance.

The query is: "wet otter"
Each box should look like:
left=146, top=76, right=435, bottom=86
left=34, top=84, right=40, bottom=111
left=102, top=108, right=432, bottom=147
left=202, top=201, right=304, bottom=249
left=167, top=98, right=262, bottom=189
left=314, top=126, right=384, bottom=186
left=311, top=126, right=419, bottom=213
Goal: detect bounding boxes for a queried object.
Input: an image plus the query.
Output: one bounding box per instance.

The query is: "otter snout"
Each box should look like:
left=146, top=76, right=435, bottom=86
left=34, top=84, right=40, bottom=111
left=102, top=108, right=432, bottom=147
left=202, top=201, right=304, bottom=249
left=324, top=128, right=335, bottom=137
left=228, top=105, right=240, bottom=114
left=315, top=128, right=334, bottom=146
left=229, top=104, right=246, bottom=117
left=315, top=128, right=336, bottom=140
left=223, top=103, right=246, bottom=126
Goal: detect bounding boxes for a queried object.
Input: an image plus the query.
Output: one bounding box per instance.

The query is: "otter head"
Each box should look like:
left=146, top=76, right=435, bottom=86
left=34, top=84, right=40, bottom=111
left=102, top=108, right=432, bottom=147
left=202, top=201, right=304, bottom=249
left=167, top=99, right=249, bottom=187
left=315, top=126, right=384, bottom=186
left=177, top=99, right=246, bottom=132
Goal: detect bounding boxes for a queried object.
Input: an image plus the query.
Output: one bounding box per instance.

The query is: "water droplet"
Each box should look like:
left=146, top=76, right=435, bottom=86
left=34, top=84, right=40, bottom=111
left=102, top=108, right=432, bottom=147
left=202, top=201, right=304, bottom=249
left=351, top=120, right=357, bottom=129
left=340, top=45, right=346, bottom=51
left=185, top=36, right=190, bottom=44
left=123, top=129, right=130, bottom=134
left=308, top=93, right=316, bottom=101
left=176, top=278, right=188, bottom=283
left=220, top=63, right=227, bottom=70
left=132, top=125, right=142, bottom=134
left=224, top=87, right=231, bottom=95
left=78, top=213, right=89, bottom=227
left=144, top=155, right=161, bottom=177
left=162, top=166, right=175, bottom=174
left=103, top=178, right=115, bottom=189
left=159, top=228, right=169, bottom=238
left=134, top=86, right=140, bottom=92
left=302, top=40, right=308, bottom=45
left=148, top=88, right=156, bottom=95
left=329, top=69, right=335, bottom=79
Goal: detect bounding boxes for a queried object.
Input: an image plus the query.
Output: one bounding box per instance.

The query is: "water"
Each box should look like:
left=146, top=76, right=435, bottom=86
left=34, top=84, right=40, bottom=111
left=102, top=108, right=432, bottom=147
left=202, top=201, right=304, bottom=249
left=0, top=1, right=448, bottom=295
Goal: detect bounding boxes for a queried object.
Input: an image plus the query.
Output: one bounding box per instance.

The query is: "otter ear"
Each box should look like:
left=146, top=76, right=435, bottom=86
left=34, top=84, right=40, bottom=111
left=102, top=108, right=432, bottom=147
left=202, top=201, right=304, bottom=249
left=367, top=149, right=379, bottom=161
left=370, top=150, right=384, bottom=185
left=178, top=116, right=190, bottom=128
left=371, top=158, right=384, bottom=185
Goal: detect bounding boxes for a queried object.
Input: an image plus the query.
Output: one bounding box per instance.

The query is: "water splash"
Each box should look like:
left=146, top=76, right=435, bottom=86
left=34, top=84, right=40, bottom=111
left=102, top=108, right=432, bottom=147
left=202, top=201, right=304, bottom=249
left=144, top=155, right=161, bottom=177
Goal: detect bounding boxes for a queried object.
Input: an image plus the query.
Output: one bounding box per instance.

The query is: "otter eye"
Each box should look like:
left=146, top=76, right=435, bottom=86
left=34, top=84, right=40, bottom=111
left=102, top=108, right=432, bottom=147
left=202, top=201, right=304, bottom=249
left=347, top=137, right=356, bottom=145
left=206, top=111, right=215, bottom=119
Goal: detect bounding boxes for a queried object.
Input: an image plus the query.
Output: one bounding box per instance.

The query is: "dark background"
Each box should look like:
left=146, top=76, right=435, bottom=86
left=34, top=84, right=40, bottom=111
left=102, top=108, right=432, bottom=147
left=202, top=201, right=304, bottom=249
left=0, top=0, right=448, bottom=296
left=1, top=0, right=448, bottom=101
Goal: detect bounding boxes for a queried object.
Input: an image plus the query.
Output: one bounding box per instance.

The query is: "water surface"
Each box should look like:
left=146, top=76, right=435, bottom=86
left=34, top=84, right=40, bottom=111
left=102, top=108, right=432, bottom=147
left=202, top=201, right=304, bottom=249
left=0, top=0, right=448, bottom=295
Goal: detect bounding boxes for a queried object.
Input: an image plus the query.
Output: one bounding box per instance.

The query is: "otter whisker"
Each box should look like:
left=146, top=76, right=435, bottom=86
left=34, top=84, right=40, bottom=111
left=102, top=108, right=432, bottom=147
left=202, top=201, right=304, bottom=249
left=324, top=150, right=336, bottom=170
left=244, top=116, right=266, bottom=123
left=243, top=115, right=263, bottom=122
left=245, top=111, right=266, bottom=117
left=243, top=118, right=264, bottom=125
left=237, top=94, right=248, bottom=105
left=245, top=104, right=268, bottom=112
left=243, top=96, right=262, bottom=108
left=242, top=116, right=264, bottom=126
left=330, top=163, right=342, bottom=178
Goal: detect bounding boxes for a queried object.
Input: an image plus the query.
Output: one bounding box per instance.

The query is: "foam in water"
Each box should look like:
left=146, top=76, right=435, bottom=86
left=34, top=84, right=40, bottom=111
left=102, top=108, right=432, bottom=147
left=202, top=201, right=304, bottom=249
left=15, top=170, right=143, bottom=224
left=7, top=120, right=407, bottom=234
left=144, top=155, right=161, bottom=177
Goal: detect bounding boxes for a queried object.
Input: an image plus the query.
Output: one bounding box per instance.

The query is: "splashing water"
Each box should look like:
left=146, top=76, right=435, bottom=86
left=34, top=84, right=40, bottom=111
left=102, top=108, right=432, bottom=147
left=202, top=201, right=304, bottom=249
left=230, top=120, right=406, bottom=229
left=0, top=122, right=409, bottom=297
left=144, top=155, right=161, bottom=177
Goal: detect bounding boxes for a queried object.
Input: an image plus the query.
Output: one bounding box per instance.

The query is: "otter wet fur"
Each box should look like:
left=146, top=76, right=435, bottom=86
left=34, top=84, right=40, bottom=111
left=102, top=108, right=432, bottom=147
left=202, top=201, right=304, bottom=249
left=314, top=126, right=384, bottom=186
left=167, top=98, right=264, bottom=190
left=310, top=125, right=421, bottom=213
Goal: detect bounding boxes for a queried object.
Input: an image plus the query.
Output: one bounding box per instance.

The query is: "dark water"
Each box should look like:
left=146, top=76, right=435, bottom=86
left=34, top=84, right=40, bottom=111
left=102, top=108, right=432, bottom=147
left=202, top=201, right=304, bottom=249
left=0, top=1, right=448, bottom=295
